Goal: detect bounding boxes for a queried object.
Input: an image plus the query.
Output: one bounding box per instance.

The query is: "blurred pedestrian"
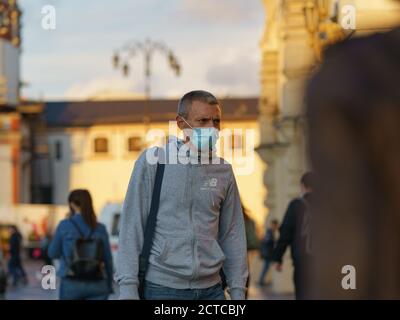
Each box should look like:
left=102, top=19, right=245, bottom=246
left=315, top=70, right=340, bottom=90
left=48, top=189, right=114, bottom=300
left=258, top=219, right=279, bottom=286
left=0, top=249, right=7, bottom=299
left=221, top=204, right=259, bottom=298
left=7, top=226, right=28, bottom=287
left=272, top=172, right=315, bottom=300
left=242, top=205, right=260, bottom=299
left=243, top=205, right=260, bottom=253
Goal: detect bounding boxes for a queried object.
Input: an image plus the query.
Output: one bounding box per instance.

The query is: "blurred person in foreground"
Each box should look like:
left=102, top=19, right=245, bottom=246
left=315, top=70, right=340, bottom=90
left=306, top=27, right=400, bottom=299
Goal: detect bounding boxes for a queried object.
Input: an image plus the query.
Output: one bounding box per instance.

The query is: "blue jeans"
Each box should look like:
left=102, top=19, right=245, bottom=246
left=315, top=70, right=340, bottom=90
left=144, top=281, right=226, bottom=300
left=8, top=257, right=27, bottom=286
left=258, top=258, right=271, bottom=284
left=59, top=278, right=110, bottom=300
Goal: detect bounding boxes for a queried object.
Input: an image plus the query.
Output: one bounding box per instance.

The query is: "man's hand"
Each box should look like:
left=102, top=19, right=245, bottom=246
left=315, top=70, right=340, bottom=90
left=275, top=263, right=283, bottom=272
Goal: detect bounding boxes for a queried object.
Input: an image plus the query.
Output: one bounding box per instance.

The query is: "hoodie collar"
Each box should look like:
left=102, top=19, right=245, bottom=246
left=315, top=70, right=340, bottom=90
left=166, top=136, right=219, bottom=164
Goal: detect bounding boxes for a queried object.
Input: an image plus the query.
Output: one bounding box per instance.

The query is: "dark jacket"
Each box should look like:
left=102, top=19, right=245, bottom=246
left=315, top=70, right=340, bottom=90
left=9, top=232, right=22, bottom=260
left=272, top=192, right=313, bottom=267
left=260, top=228, right=276, bottom=259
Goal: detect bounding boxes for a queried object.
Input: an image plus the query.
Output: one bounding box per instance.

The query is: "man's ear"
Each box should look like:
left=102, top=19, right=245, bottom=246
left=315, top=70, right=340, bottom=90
left=176, top=115, right=185, bottom=130
left=176, top=115, right=191, bottom=143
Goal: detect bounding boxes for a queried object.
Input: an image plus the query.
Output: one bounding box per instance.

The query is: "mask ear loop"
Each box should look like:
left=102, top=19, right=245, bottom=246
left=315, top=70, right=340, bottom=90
left=181, top=117, right=194, bottom=129
left=180, top=117, right=194, bottom=144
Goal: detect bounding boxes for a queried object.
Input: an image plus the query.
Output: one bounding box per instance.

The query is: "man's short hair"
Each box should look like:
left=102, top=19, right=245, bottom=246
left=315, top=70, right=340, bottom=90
left=177, top=90, right=219, bottom=118
left=301, top=172, right=316, bottom=190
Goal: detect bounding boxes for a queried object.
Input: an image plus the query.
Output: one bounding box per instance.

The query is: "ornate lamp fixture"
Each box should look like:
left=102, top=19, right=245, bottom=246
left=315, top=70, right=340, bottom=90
left=304, top=0, right=346, bottom=61
left=113, top=38, right=181, bottom=99
left=0, top=0, right=21, bottom=47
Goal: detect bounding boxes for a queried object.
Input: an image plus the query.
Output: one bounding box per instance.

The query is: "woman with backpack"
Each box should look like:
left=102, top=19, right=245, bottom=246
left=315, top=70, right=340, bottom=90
left=48, top=189, right=114, bottom=300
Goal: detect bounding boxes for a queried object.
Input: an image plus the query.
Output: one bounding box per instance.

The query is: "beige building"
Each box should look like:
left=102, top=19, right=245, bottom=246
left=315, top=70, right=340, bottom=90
left=0, top=0, right=21, bottom=206
left=258, top=0, right=400, bottom=293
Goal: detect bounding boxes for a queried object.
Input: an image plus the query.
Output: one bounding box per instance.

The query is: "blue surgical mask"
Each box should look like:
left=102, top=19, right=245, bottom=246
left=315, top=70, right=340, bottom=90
left=182, top=118, right=219, bottom=151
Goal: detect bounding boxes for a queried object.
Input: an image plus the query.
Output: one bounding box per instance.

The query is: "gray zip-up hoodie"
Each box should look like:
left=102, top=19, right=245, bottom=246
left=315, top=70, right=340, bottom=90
left=115, top=138, right=249, bottom=300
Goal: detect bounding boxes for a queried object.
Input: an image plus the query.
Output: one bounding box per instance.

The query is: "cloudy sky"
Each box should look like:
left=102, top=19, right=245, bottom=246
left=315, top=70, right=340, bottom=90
left=19, top=0, right=264, bottom=101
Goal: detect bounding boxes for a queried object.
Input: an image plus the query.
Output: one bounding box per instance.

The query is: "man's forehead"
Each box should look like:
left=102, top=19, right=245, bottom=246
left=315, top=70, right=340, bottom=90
left=189, top=100, right=221, bottom=118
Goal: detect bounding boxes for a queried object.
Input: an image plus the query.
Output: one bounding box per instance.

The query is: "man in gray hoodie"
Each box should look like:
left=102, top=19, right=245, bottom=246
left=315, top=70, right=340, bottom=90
left=115, top=90, right=249, bottom=300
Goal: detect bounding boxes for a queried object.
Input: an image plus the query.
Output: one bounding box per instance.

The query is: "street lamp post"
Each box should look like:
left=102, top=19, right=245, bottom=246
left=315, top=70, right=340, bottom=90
left=112, top=38, right=181, bottom=99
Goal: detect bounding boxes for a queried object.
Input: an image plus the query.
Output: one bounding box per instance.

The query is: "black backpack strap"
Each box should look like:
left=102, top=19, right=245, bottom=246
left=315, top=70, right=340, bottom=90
left=62, top=218, right=82, bottom=267
left=138, top=160, right=165, bottom=299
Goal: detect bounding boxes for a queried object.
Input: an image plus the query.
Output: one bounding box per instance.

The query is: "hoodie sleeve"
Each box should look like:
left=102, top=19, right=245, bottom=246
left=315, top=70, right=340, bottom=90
left=218, top=167, right=249, bottom=300
left=114, top=151, right=154, bottom=300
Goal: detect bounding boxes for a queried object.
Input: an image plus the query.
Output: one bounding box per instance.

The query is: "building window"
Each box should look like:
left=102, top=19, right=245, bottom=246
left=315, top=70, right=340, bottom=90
left=94, top=137, right=109, bottom=154
left=127, top=136, right=142, bottom=152
left=55, top=141, right=62, bottom=161
left=231, top=133, right=243, bottom=150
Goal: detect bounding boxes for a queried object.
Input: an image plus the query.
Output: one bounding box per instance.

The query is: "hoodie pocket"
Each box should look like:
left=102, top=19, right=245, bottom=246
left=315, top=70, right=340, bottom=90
left=153, top=238, right=194, bottom=278
left=196, top=239, right=226, bottom=276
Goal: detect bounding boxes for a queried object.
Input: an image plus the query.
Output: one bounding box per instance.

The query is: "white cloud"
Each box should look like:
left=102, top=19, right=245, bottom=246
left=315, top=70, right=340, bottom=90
left=203, top=47, right=260, bottom=96
left=176, top=0, right=262, bottom=24
left=63, top=76, right=140, bottom=100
